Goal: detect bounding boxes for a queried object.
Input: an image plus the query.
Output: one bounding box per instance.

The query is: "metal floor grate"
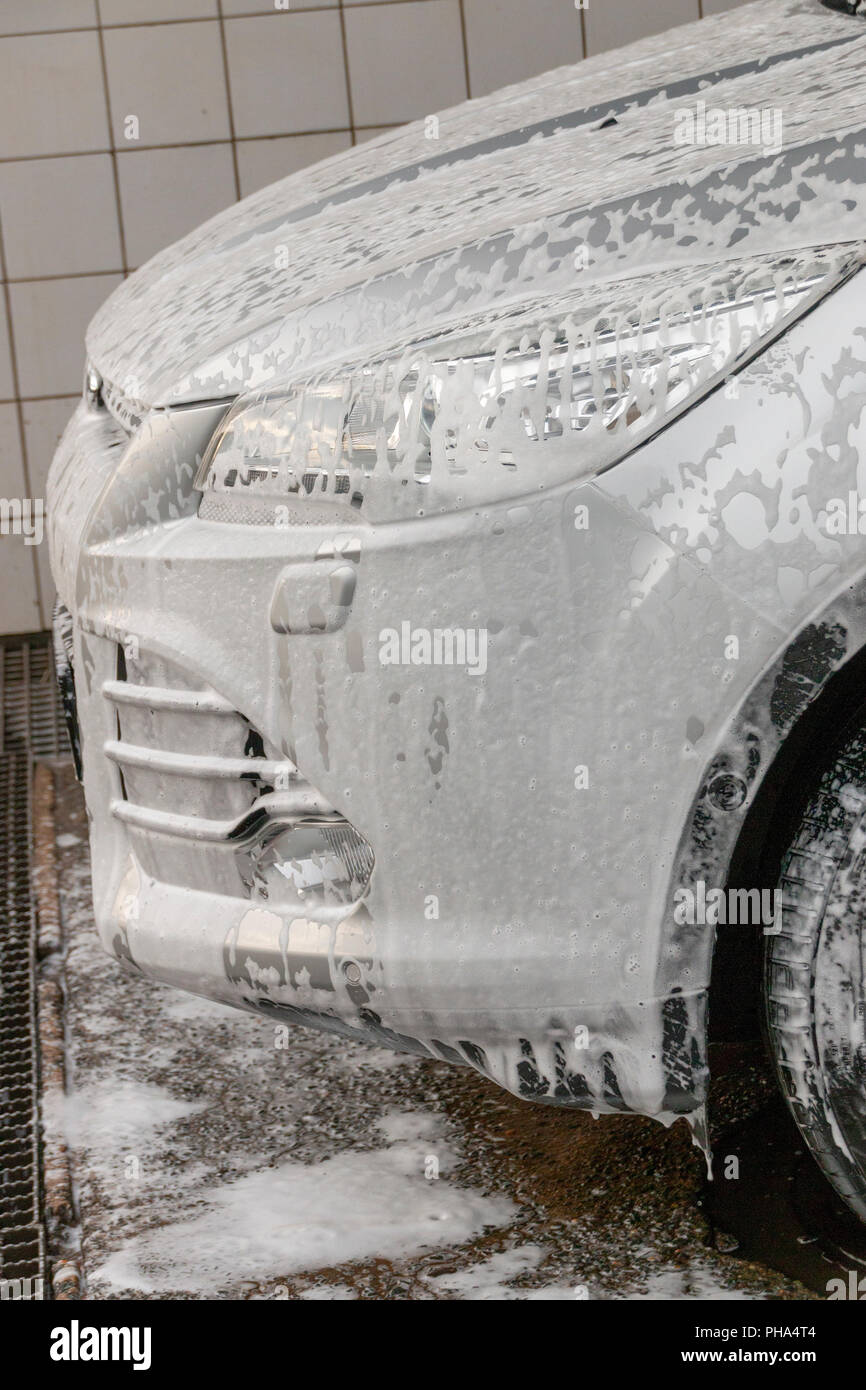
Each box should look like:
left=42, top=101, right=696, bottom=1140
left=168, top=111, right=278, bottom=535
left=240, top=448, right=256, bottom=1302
left=0, top=634, right=66, bottom=759
left=0, top=634, right=64, bottom=1292
left=0, top=749, right=44, bottom=1286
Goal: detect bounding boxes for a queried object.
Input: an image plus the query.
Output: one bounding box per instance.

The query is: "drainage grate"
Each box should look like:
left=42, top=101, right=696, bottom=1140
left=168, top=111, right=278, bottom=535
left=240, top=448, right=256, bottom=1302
left=0, top=749, right=44, bottom=1286
left=0, top=634, right=65, bottom=1293
left=0, top=633, right=67, bottom=759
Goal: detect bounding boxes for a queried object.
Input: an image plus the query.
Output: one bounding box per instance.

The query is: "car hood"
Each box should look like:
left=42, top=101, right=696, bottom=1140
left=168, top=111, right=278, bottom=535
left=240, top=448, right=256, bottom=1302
left=87, top=0, right=866, bottom=409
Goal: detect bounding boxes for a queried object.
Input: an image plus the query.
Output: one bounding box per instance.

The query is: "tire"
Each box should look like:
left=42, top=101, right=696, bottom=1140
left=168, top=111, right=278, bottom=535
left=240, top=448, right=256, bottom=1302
left=765, top=724, right=866, bottom=1223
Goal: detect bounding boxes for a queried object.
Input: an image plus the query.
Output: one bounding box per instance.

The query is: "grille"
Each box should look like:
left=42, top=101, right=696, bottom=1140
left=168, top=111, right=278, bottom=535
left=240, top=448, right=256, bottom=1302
left=199, top=494, right=355, bottom=527
left=99, top=376, right=144, bottom=434
left=104, top=646, right=373, bottom=905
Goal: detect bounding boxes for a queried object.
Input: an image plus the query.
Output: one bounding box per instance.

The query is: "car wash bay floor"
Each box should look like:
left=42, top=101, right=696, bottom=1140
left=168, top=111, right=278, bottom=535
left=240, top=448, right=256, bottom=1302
left=39, top=761, right=866, bottom=1301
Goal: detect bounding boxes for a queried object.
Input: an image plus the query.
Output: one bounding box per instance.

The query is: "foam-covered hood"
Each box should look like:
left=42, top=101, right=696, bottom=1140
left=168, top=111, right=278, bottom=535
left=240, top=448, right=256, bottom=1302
left=87, top=0, right=866, bottom=408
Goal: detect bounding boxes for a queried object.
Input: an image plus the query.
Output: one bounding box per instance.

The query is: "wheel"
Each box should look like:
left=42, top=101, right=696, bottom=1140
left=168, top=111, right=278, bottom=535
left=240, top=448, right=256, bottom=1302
left=766, top=723, right=866, bottom=1222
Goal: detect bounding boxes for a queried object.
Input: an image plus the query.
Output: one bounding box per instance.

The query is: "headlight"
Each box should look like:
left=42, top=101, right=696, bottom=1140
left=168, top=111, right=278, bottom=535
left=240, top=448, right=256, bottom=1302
left=195, top=245, right=863, bottom=522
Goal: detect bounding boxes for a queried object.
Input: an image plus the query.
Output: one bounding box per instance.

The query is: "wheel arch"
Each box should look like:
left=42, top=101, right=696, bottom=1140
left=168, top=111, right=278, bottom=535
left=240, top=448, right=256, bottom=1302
left=660, top=585, right=866, bottom=1047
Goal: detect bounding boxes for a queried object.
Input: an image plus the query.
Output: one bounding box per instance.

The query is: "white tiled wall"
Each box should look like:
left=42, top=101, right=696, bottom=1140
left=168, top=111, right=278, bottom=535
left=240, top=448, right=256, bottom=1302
left=0, top=0, right=749, bottom=634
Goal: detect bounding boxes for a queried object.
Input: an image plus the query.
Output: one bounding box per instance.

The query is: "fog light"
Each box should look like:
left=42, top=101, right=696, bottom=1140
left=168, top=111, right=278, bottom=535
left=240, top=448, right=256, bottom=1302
left=253, top=821, right=374, bottom=910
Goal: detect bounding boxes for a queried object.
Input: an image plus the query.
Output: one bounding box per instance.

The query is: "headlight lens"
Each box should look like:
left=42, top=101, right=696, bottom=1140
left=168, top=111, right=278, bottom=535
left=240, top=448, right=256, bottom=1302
left=195, top=245, right=863, bottom=521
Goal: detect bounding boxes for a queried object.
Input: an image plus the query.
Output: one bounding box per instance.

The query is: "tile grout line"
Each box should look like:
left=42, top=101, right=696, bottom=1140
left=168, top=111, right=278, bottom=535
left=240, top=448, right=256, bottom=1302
left=0, top=0, right=452, bottom=39
left=457, top=0, right=471, bottom=100
left=337, top=1, right=358, bottom=146
left=0, top=210, right=44, bottom=627
left=0, top=128, right=398, bottom=166
left=216, top=0, right=242, bottom=203
left=93, top=0, right=130, bottom=278
left=6, top=271, right=124, bottom=286
left=0, top=396, right=79, bottom=406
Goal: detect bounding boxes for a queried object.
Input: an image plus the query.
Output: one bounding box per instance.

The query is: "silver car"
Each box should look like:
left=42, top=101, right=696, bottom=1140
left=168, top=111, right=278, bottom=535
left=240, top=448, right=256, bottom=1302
left=48, top=0, right=866, bottom=1222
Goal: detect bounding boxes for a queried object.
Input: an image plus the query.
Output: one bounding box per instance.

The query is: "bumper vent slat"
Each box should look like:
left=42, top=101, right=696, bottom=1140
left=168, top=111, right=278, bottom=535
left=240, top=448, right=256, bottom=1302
left=102, top=680, right=235, bottom=716
left=110, top=792, right=340, bottom=845
left=104, top=739, right=300, bottom=784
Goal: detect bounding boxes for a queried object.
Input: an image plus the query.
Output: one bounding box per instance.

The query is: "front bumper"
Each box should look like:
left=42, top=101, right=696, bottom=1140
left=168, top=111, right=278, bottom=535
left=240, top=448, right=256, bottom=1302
left=46, top=395, right=738, bottom=1125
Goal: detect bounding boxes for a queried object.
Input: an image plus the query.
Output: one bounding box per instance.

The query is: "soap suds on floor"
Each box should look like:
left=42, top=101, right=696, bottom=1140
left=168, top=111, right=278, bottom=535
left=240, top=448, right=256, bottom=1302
left=95, top=1110, right=515, bottom=1295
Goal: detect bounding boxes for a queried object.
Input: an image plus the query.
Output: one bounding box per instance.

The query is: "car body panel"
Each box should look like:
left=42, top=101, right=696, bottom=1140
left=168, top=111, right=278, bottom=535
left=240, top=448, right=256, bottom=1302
left=48, top=0, right=866, bottom=1131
